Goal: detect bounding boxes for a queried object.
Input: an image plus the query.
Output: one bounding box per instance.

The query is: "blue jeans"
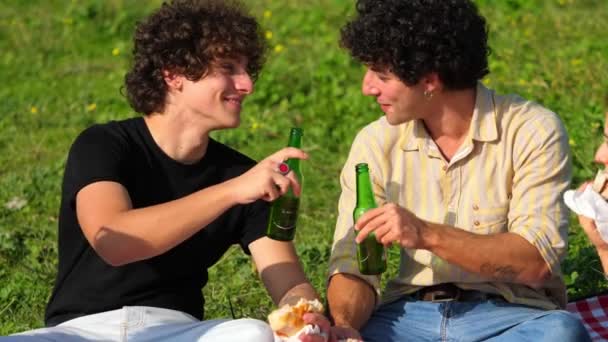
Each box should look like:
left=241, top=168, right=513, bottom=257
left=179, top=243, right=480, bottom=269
left=361, top=297, right=590, bottom=342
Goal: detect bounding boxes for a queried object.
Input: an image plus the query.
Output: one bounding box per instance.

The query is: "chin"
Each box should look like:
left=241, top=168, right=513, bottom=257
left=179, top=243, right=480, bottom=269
left=385, top=115, right=407, bottom=126
left=222, top=112, right=241, bottom=128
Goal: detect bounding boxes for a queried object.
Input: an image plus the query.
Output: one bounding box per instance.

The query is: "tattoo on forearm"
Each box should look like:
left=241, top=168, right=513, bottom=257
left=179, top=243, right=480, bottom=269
left=480, top=263, right=519, bottom=282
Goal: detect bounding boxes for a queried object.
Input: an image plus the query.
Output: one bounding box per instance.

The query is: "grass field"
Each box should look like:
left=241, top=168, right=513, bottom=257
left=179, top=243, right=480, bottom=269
left=1, top=0, right=607, bottom=335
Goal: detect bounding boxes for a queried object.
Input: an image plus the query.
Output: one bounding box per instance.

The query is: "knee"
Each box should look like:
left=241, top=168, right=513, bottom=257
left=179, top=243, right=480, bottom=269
left=540, top=311, right=590, bottom=341
left=234, top=318, right=275, bottom=341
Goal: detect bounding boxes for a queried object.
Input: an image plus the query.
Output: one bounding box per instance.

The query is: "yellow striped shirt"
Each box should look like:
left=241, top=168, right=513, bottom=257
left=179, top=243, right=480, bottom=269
left=328, top=83, right=571, bottom=310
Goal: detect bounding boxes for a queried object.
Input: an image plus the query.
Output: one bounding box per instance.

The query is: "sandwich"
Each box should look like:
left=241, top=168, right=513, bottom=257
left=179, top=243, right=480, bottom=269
left=268, top=298, right=324, bottom=339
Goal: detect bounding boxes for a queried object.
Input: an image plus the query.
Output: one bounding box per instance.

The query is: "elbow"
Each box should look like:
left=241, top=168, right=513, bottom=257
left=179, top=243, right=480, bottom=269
left=100, top=255, right=127, bottom=267
left=94, top=240, right=129, bottom=267
left=92, top=227, right=135, bottom=267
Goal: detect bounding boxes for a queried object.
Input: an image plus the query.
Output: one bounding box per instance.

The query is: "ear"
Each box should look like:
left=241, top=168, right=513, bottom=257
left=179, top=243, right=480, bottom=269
left=421, top=72, right=443, bottom=93
left=162, top=69, right=183, bottom=91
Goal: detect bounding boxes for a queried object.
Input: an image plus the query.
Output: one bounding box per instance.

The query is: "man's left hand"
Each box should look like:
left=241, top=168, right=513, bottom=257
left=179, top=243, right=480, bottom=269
left=354, top=203, right=428, bottom=249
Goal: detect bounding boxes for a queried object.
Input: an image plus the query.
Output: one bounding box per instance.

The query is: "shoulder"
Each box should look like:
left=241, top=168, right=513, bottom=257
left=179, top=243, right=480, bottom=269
left=494, top=92, right=568, bottom=152
left=352, top=116, right=410, bottom=151
left=72, top=118, right=136, bottom=147
left=496, top=92, right=566, bottom=134
left=68, top=118, right=140, bottom=160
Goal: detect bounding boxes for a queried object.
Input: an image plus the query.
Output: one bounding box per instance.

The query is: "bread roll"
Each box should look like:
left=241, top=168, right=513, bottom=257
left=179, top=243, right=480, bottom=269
left=268, top=298, right=324, bottom=338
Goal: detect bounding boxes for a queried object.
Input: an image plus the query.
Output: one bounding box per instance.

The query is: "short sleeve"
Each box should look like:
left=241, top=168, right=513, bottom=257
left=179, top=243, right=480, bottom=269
left=63, top=124, right=129, bottom=203
left=238, top=199, right=271, bottom=255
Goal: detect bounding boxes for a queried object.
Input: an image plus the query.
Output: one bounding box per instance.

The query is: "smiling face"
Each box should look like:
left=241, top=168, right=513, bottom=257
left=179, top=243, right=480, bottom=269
left=170, top=57, right=254, bottom=130
left=361, top=68, right=430, bottom=125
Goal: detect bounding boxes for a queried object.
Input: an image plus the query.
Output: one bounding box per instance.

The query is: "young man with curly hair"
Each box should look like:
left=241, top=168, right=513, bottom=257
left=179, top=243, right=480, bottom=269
left=327, top=0, right=591, bottom=341
left=3, top=1, right=328, bottom=341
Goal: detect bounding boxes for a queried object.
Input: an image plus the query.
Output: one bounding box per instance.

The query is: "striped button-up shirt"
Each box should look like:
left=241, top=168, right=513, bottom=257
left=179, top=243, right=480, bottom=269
left=328, top=83, right=571, bottom=309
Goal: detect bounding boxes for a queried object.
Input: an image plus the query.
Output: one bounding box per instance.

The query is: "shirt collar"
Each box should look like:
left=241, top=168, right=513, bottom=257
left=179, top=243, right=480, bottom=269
left=400, top=82, right=498, bottom=152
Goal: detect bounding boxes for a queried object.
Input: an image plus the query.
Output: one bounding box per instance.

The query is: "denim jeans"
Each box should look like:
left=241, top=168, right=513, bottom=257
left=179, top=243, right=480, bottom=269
left=1, top=306, right=275, bottom=342
left=361, top=297, right=591, bottom=342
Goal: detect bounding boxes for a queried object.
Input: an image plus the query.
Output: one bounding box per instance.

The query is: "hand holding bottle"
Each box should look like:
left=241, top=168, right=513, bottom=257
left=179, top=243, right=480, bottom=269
left=267, top=128, right=304, bottom=241
left=227, top=147, right=307, bottom=205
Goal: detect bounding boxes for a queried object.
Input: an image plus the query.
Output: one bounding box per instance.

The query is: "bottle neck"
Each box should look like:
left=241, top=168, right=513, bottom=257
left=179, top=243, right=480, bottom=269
left=286, top=131, right=302, bottom=170
left=356, top=170, right=376, bottom=207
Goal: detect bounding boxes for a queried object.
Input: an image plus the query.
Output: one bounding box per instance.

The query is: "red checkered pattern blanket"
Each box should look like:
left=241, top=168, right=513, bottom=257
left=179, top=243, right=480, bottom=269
left=567, top=293, right=608, bottom=341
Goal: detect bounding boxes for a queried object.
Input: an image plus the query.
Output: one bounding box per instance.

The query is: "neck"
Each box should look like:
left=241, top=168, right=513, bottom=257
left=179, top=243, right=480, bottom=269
left=144, top=109, right=211, bottom=164
left=422, top=87, right=476, bottom=142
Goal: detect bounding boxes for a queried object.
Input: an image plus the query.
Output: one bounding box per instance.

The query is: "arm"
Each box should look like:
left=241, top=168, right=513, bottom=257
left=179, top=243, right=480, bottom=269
left=423, top=222, right=550, bottom=287
left=355, top=205, right=549, bottom=288
left=327, top=273, right=375, bottom=331
left=78, top=147, right=307, bottom=266
left=578, top=215, right=608, bottom=275
left=326, top=126, right=387, bottom=339
left=249, top=237, right=319, bottom=306
left=250, top=237, right=331, bottom=341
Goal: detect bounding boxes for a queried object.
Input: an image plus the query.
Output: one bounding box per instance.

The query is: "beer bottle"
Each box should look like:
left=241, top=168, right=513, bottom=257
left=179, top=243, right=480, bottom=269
left=353, top=163, right=387, bottom=275
left=266, top=128, right=303, bottom=241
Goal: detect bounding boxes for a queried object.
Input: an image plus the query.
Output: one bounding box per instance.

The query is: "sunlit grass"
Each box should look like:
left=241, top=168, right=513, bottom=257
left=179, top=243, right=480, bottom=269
left=0, top=0, right=607, bottom=334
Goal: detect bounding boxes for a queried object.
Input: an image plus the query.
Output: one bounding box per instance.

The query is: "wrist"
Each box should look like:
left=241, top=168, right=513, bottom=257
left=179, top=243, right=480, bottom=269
left=420, top=221, right=440, bottom=250
left=220, top=178, right=244, bottom=205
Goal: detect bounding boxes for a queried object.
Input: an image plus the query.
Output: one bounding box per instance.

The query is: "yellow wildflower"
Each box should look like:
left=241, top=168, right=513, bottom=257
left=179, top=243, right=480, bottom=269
left=86, top=103, right=97, bottom=112
left=274, top=44, right=284, bottom=53
left=263, top=10, right=272, bottom=19
left=30, top=106, right=38, bottom=114
left=569, top=138, right=576, bottom=147
left=570, top=59, right=582, bottom=66
left=112, top=48, right=120, bottom=56
left=265, top=31, right=273, bottom=40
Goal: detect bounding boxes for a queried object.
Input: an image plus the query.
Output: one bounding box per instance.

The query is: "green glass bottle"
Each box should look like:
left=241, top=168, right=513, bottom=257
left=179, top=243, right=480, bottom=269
left=353, top=163, right=387, bottom=275
left=266, top=128, right=303, bottom=241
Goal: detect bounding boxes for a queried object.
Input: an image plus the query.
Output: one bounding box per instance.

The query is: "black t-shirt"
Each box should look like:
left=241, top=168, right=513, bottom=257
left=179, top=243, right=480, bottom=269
left=45, top=117, right=269, bottom=326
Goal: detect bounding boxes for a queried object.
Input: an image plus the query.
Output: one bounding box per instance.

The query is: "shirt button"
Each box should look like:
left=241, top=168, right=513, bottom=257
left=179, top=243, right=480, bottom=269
left=473, top=204, right=479, bottom=210
left=442, top=165, right=447, bottom=171
left=474, top=220, right=480, bottom=226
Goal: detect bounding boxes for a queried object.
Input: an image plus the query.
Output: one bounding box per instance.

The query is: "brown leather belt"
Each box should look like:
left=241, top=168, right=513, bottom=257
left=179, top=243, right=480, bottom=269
left=412, top=283, right=503, bottom=302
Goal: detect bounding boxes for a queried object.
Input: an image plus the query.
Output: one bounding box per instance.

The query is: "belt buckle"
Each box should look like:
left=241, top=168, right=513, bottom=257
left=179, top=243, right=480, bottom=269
left=430, top=288, right=461, bottom=302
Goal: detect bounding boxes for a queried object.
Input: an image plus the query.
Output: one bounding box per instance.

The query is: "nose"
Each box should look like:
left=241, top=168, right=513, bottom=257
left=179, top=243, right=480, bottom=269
left=362, top=69, right=380, bottom=96
left=235, top=73, right=253, bottom=95
left=594, top=144, right=608, bottom=167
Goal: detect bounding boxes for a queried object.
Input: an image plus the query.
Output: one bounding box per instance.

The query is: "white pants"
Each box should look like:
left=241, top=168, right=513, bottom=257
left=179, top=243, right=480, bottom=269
left=1, top=306, right=276, bottom=341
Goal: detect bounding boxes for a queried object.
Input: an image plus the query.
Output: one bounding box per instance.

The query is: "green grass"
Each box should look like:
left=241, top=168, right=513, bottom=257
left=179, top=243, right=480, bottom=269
left=1, top=0, right=607, bottom=334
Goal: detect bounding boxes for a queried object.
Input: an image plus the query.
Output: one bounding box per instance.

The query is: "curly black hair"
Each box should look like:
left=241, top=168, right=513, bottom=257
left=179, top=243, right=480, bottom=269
left=124, top=0, right=266, bottom=114
left=341, top=0, right=489, bottom=90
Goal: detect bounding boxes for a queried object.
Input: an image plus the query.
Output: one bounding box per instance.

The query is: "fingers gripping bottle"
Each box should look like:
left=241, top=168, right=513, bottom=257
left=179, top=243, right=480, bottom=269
left=353, top=163, right=387, bottom=275
left=266, top=128, right=303, bottom=241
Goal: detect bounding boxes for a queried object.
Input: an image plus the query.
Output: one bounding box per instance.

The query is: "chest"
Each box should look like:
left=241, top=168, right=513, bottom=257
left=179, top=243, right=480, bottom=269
left=385, top=142, right=513, bottom=232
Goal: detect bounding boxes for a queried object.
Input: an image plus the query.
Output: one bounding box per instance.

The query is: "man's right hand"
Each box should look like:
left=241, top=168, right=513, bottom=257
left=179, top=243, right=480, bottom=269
left=227, top=147, right=308, bottom=204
